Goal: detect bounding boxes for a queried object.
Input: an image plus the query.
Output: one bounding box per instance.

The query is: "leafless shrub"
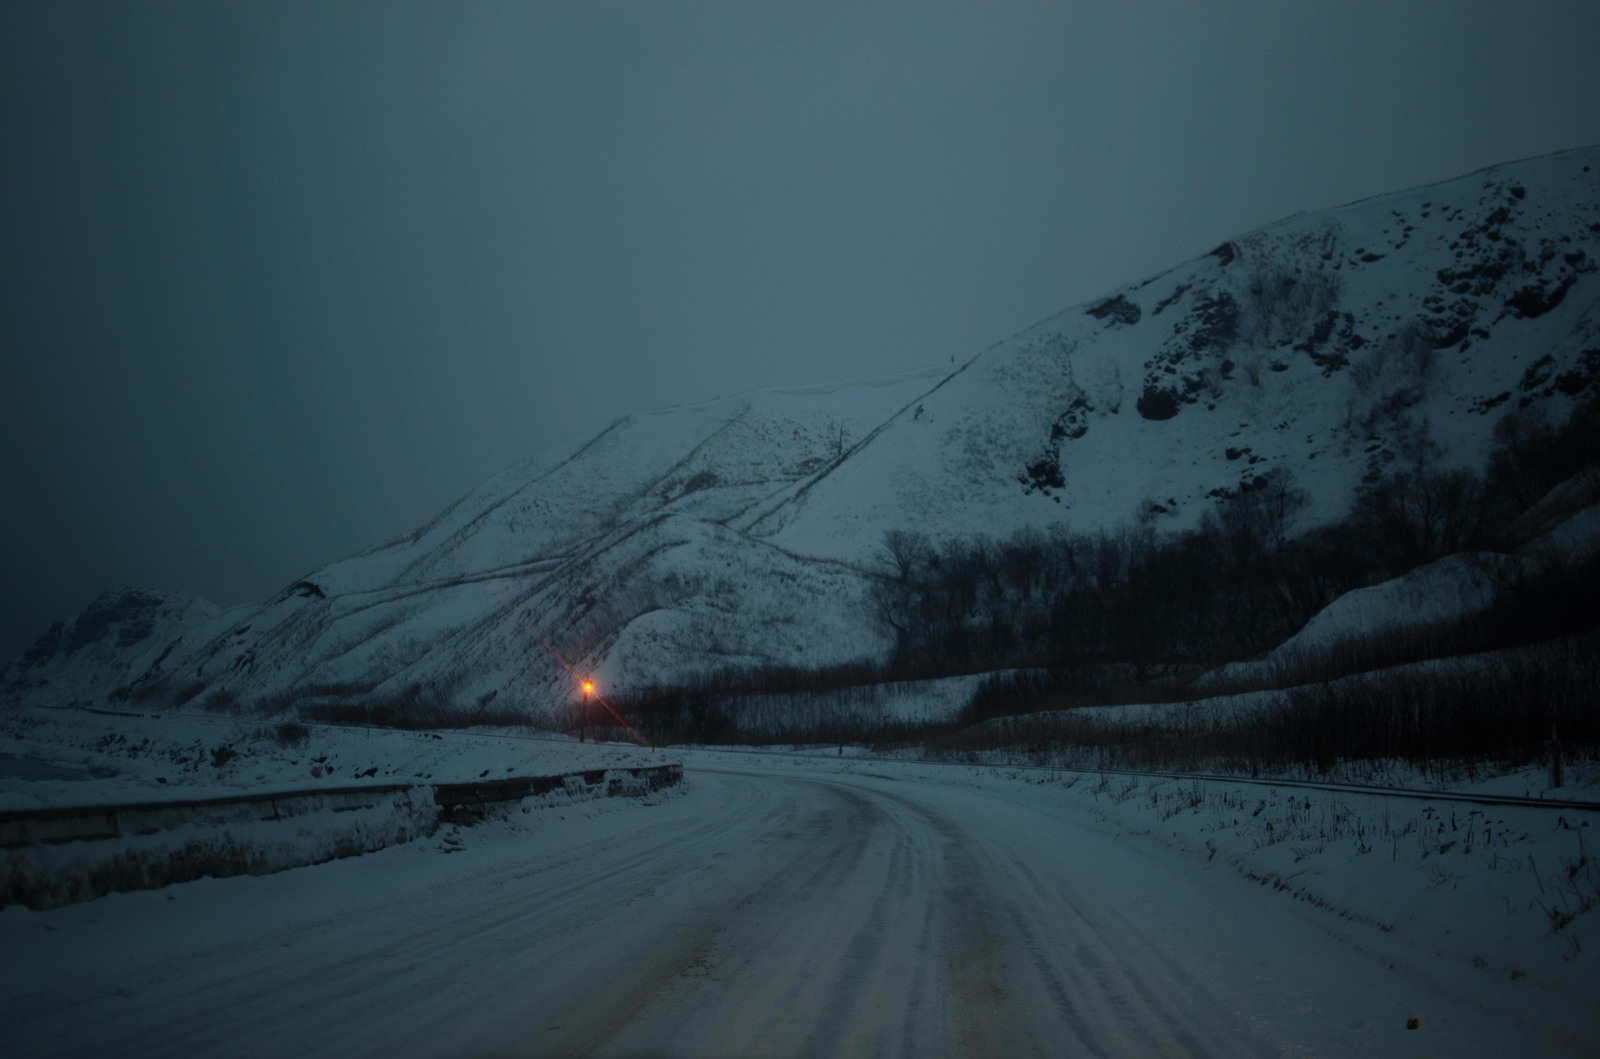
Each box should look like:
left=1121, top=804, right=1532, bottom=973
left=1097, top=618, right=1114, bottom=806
left=1240, top=265, right=1342, bottom=348
left=1350, top=322, right=1435, bottom=424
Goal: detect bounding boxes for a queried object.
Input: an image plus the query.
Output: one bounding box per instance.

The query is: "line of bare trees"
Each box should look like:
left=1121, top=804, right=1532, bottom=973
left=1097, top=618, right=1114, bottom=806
left=603, top=393, right=1597, bottom=747
left=872, top=392, right=1599, bottom=697
left=926, top=633, right=1600, bottom=778
left=870, top=469, right=1345, bottom=681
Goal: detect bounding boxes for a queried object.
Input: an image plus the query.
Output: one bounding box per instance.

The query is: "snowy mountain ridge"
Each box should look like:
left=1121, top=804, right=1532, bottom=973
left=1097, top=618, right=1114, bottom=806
left=7, top=145, right=1600, bottom=719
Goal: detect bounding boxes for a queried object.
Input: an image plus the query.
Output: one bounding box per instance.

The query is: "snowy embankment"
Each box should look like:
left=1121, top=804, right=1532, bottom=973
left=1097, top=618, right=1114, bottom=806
left=1, top=705, right=676, bottom=909
left=690, top=749, right=1600, bottom=1035
left=1200, top=492, right=1600, bottom=694
left=1059, top=767, right=1600, bottom=991
left=3, top=785, right=438, bottom=911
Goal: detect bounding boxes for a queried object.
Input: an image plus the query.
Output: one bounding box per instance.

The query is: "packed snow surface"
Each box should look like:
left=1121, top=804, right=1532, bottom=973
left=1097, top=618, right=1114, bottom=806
left=4, top=752, right=1595, bottom=1056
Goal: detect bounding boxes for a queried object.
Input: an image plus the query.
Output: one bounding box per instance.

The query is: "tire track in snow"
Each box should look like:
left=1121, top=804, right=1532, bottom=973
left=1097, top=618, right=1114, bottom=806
left=7, top=762, right=1582, bottom=1057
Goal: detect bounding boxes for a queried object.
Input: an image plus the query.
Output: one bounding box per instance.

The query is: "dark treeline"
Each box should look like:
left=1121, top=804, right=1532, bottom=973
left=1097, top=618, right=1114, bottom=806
left=589, top=394, right=1598, bottom=764
left=876, top=394, right=1600, bottom=715
left=603, top=661, right=924, bottom=746
left=926, top=634, right=1600, bottom=780
left=872, top=469, right=1335, bottom=680
left=966, top=540, right=1600, bottom=725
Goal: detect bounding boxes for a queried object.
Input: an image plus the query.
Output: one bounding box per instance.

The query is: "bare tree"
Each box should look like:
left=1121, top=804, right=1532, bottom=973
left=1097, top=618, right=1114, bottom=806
left=878, top=529, right=932, bottom=582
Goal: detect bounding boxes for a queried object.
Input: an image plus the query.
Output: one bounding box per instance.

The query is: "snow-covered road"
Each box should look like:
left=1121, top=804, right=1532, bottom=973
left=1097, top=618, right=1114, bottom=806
left=2, top=756, right=1591, bottom=1057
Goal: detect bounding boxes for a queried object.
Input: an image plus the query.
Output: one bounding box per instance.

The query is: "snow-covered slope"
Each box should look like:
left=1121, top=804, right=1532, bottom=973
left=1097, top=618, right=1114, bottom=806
left=7, top=146, right=1599, bottom=719
left=4, top=589, right=221, bottom=710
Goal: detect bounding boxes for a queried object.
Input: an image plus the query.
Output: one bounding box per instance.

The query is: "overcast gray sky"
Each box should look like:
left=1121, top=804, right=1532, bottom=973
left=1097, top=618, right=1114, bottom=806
left=3, top=1, right=1598, bottom=660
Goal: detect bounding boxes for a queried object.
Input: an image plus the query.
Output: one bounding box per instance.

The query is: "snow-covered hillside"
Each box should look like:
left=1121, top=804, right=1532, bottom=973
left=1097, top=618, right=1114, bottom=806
left=7, top=146, right=1599, bottom=720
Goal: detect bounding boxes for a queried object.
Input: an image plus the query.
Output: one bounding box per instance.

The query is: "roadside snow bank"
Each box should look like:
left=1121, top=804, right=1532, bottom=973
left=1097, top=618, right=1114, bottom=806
left=1, top=763, right=682, bottom=910
left=0, top=704, right=681, bottom=909
left=1064, top=770, right=1600, bottom=1016
left=2, top=785, right=435, bottom=910
left=0, top=705, right=663, bottom=812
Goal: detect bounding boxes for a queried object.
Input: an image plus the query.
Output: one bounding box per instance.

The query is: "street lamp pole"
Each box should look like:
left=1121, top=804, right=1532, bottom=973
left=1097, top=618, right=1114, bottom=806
left=581, top=678, right=593, bottom=742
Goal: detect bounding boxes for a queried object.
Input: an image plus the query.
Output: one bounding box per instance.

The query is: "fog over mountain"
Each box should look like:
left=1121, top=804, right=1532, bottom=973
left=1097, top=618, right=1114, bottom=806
left=9, top=146, right=1598, bottom=721
left=6, top=3, right=1600, bottom=665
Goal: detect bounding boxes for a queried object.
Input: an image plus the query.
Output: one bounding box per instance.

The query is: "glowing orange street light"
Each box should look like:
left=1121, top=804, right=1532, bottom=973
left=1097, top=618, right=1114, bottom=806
left=583, top=679, right=594, bottom=697
left=580, top=678, right=593, bottom=742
